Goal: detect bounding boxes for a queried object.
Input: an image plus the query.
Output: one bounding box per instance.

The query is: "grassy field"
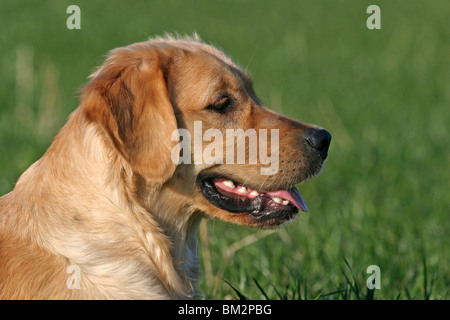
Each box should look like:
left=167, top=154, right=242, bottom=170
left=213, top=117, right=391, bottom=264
left=0, top=0, right=448, bottom=299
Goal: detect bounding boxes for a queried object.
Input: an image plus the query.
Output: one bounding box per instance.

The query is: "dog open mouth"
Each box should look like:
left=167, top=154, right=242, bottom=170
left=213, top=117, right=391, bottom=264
left=200, top=177, right=308, bottom=223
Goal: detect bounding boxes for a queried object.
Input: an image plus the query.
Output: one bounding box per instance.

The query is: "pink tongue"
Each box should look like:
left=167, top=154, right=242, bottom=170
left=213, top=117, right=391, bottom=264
left=266, top=187, right=308, bottom=212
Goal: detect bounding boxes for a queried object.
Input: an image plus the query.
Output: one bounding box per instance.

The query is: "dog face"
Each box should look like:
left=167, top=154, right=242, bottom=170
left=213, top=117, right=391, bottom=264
left=83, top=36, right=331, bottom=229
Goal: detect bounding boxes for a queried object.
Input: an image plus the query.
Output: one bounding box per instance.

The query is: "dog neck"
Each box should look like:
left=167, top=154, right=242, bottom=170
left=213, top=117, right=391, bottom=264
left=79, top=110, right=203, bottom=298
left=131, top=171, right=204, bottom=299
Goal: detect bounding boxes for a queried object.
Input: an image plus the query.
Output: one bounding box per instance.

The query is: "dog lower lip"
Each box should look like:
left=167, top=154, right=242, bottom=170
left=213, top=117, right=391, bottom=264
left=199, top=178, right=298, bottom=218
left=200, top=178, right=259, bottom=214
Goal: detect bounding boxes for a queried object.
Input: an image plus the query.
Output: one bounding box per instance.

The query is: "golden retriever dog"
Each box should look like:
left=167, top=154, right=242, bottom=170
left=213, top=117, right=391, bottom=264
left=0, top=35, right=331, bottom=299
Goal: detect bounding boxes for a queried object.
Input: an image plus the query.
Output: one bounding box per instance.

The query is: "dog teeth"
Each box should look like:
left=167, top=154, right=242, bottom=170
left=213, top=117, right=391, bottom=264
left=282, top=200, right=290, bottom=206
left=272, top=196, right=283, bottom=204
left=223, top=180, right=235, bottom=188
left=237, top=186, right=247, bottom=194
left=249, top=190, right=259, bottom=197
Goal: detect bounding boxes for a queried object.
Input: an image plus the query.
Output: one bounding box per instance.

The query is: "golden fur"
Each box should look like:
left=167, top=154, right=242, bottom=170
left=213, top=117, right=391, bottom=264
left=0, top=35, right=329, bottom=299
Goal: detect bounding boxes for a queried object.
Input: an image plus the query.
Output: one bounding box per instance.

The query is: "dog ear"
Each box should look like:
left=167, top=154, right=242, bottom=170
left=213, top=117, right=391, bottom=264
left=82, top=45, right=179, bottom=183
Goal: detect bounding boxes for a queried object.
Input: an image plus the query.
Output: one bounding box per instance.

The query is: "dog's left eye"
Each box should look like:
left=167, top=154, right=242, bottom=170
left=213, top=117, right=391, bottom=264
left=207, top=96, right=233, bottom=113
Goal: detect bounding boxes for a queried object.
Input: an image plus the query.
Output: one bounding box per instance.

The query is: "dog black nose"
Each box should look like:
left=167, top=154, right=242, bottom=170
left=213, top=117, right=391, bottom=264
left=304, top=128, right=332, bottom=160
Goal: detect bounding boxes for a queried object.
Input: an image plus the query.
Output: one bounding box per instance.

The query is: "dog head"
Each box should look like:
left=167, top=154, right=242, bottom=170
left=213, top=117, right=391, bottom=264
left=82, top=35, right=331, bottom=229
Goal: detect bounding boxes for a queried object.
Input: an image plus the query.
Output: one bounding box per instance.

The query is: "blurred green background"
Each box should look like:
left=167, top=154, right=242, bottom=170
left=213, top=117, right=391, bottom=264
left=0, top=0, right=448, bottom=299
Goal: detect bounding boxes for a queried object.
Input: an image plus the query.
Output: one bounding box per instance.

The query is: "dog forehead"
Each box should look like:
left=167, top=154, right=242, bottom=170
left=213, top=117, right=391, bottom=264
left=193, top=47, right=251, bottom=87
left=162, top=39, right=248, bottom=82
left=168, top=52, right=245, bottom=107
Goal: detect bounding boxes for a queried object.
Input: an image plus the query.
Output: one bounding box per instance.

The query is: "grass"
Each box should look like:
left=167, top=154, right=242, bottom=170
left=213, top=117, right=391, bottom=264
left=0, top=0, right=449, bottom=299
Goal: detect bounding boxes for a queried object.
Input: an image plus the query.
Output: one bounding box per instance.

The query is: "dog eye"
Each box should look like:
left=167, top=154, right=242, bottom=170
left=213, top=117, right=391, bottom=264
left=207, top=96, right=232, bottom=113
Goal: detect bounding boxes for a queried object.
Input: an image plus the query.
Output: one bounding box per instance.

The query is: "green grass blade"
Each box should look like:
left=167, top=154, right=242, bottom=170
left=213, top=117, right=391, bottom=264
left=253, top=278, right=270, bottom=300
left=224, top=280, right=247, bottom=300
